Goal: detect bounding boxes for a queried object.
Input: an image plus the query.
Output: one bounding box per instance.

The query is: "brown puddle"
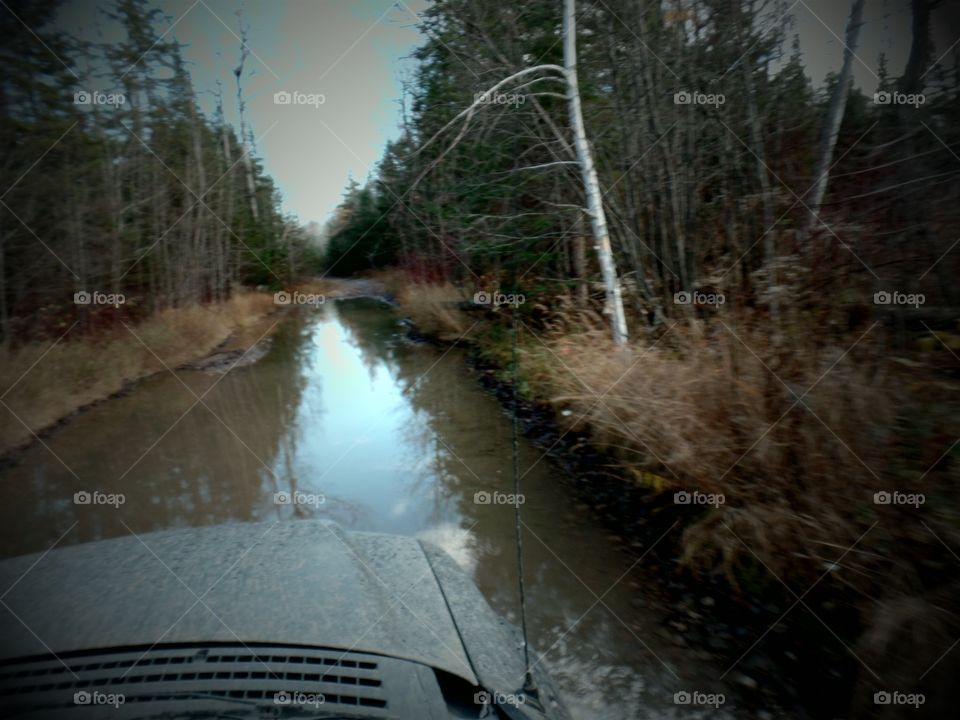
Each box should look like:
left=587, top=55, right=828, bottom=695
left=0, top=298, right=741, bottom=719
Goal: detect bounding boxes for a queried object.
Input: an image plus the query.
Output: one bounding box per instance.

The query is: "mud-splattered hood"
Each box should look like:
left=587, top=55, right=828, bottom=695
left=0, top=520, right=569, bottom=719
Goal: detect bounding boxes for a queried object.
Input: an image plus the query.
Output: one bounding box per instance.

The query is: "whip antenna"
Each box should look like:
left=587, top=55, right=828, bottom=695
left=511, top=300, right=537, bottom=699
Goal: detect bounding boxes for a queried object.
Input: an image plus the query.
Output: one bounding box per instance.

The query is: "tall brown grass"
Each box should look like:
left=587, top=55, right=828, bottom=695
left=391, top=272, right=956, bottom=709
left=0, top=291, right=276, bottom=454
left=542, top=312, right=952, bottom=589
left=393, top=280, right=471, bottom=341
left=387, top=274, right=955, bottom=594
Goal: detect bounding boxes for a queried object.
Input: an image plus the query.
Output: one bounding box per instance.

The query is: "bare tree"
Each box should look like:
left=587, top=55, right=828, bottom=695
left=802, top=0, right=866, bottom=238
left=564, top=0, right=628, bottom=345
left=233, top=11, right=259, bottom=223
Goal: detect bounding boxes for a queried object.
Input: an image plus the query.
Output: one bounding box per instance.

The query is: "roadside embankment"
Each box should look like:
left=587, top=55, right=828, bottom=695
left=0, top=278, right=389, bottom=457
left=381, top=268, right=959, bottom=719
left=0, top=292, right=281, bottom=456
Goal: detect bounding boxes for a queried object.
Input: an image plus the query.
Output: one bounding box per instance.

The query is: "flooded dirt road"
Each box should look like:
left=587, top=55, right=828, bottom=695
left=0, top=298, right=741, bottom=719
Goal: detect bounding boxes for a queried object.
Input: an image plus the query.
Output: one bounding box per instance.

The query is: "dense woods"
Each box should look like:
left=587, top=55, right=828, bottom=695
left=326, top=2, right=960, bottom=714
left=0, top=0, right=314, bottom=344
left=1, top=0, right=959, bottom=716
left=327, top=0, right=959, bottom=331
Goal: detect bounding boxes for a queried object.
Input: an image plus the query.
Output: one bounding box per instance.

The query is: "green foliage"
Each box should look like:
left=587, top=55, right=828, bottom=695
left=324, top=182, right=396, bottom=275
left=326, top=0, right=958, bottom=326
left=0, top=0, right=307, bottom=340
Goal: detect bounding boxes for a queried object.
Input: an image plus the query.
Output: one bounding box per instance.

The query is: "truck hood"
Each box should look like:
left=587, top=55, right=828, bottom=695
left=0, top=520, right=508, bottom=686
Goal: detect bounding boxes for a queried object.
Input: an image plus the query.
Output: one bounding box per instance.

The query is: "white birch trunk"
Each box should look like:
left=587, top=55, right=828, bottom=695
left=564, top=0, right=628, bottom=345
left=803, top=0, right=865, bottom=238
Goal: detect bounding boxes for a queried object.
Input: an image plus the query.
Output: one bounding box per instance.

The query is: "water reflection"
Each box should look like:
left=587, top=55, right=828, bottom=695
left=0, top=298, right=733, bottom=719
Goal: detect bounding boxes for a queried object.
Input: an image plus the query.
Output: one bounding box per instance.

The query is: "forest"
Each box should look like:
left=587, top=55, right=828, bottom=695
left=323, top=1, right=960, bottom=715
left=0, top=0, right=316, bottom=343
left=1, top=0, right=958, bottom=717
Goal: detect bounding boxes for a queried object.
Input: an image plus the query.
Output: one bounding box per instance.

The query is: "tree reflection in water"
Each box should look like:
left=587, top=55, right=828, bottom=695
left=0, top=298, right=733, bottom=719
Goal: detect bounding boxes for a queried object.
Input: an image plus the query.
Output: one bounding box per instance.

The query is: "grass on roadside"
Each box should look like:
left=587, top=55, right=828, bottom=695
left=389, top=274, right=958, bottom=596
left=393, top=280, right=470, bottom=341
left=545, top=316, right=960, bottom=582
left=0, top=291, right=276, bottom=455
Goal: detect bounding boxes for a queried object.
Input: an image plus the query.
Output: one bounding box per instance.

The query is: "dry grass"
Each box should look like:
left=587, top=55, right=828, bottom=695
left=394, top=281, right=470, bottom=341
left=0, top=291, right=276, bottom=454
left=387, top=271, right=956, bottom=600
left=385, top=269, right=956, bottom=703
left=542, top=314, right=949, bottom=587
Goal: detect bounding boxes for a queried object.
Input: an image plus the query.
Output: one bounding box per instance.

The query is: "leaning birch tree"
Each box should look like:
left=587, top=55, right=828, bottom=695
left=408, top=0, right=630, bottom=345
left=563, top=0, right=628, bottom=345
left=802, top=0, right=866, bottom=239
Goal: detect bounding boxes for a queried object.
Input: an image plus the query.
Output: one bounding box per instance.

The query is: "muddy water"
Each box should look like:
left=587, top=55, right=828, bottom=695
left=0, top=299, right=738, bottom=719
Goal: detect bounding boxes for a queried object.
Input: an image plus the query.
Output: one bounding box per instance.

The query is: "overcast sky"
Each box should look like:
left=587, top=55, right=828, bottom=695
left=165, top=0, right=432, bottom=230
left=58, top=0, right=960, bottom=227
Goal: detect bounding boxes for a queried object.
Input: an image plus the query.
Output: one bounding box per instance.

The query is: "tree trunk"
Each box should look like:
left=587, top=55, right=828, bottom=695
left=234, top=16, right=259, bottom=223
left=741, top=37, right=778, bottom=322
left=564, top=0, right=628, bottom=345
left=803, top=0, right=865, bottom=238
left=0, top=214, right=7, bottom=348
left=573, top=211, right=588, bottom=308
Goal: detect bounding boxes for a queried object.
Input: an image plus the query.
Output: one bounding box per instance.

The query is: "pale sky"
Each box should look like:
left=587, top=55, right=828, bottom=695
left=60, top=0, right=430, bottom=227
left=792, top=0, right=959, bottom=92
left=166, top=0, right=432, bottom=229
left=55, top=0, right=960, bottom=227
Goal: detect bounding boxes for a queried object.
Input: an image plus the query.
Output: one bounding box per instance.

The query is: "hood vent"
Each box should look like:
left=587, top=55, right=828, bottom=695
left=0, top=643, right=403, bottom=717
